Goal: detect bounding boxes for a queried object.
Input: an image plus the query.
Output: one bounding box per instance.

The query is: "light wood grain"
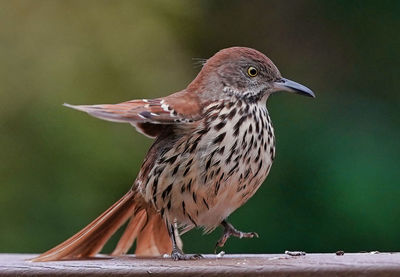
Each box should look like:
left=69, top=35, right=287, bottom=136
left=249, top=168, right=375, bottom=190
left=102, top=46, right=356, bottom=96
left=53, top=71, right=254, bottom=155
left=1, top=253, right=400, bottom=276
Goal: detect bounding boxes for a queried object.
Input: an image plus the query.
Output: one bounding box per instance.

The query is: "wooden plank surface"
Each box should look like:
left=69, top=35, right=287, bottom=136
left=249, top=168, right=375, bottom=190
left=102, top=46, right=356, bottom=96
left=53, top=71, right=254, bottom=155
left=1, top=253, right=400, bottom=276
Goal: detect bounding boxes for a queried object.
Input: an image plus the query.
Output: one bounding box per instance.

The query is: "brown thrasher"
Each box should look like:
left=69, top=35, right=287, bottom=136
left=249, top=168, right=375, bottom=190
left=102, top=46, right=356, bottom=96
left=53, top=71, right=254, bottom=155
left=33, top=47, right=314, bottom=261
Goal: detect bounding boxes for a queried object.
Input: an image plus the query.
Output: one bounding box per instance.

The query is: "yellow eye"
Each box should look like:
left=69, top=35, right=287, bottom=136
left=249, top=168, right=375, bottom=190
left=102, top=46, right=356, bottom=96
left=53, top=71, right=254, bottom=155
left=247, top=66, right=258, bottom=77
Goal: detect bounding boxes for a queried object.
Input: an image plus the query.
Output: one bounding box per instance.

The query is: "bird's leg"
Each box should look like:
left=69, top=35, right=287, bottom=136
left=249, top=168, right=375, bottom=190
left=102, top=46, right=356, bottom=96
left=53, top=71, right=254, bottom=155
left=215, top=220, right=259, bottom=252
left=167, top=221, right=203, bottom=261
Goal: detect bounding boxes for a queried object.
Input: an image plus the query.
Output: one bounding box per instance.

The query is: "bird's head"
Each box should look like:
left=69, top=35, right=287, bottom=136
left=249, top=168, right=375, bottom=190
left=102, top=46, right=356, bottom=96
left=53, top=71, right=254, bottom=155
left=188, top=47, right=315, bottom=103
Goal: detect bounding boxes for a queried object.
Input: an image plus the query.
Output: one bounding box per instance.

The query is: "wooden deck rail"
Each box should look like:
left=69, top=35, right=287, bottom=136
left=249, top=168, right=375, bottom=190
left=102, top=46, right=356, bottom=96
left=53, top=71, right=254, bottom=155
left=1, top=253, right=400, bottom=276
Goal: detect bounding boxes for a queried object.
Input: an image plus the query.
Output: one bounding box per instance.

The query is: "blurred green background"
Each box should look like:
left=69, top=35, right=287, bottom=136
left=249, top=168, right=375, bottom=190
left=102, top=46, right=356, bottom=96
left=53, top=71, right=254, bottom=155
left=1, top=0, right=399, bottom=255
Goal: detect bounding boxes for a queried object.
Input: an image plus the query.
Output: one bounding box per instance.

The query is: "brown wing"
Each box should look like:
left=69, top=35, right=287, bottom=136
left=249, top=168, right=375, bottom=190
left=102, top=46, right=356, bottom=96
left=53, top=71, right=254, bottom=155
left=64, top=90, right=203, bottom=138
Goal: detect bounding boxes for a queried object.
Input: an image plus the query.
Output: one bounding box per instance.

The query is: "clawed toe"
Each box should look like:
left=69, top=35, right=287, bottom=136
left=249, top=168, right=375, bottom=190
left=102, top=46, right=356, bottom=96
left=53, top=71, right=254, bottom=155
left=241, top=231, right=259, bottom=238
left=172, top=253, right=203, bottom=261
left=214, top=220, right=259, bottom=252
left=192, top=253, right=204, bottom=259
left=171, top=249, right=203, bottom=261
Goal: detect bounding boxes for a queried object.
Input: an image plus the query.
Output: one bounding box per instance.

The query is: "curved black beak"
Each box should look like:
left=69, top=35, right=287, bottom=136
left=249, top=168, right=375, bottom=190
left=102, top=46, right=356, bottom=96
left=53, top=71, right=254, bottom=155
left=273, top=78, right=315, bottom=98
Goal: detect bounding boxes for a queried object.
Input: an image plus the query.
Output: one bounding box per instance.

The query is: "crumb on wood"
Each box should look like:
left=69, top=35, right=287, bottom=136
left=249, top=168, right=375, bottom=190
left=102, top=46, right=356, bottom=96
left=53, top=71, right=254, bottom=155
left=285, top=250, right=306, bottom=256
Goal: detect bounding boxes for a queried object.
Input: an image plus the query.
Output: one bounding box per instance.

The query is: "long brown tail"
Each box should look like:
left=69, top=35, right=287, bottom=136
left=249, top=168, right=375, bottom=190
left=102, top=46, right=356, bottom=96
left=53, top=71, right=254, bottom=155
left=32, top=190, right=173, bottom=262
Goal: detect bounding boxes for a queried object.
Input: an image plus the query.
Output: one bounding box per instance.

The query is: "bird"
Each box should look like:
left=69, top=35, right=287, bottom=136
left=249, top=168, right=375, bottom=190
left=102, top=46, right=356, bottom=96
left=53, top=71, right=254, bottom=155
left=32, top=47, right=315, bottom=262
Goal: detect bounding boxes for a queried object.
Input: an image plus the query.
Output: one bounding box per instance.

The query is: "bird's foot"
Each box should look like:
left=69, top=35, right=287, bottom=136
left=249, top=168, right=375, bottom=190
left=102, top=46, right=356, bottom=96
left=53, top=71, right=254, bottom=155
left=171, top=248, right=203, bottom=261
left=215, top=221, right=259, bottom=252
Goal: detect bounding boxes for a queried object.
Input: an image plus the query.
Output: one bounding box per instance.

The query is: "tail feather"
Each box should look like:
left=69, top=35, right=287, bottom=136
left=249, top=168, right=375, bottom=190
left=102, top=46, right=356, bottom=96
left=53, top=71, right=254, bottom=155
left=135, top=214, right=172, bottom=256
left=32, top=190, right=173, bottom=262
left=111, top=209, right=147, bottom=256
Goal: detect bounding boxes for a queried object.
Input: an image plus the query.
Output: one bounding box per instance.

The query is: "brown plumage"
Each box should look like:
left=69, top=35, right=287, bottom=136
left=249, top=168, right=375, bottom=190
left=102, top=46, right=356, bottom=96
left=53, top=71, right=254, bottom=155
left=33, top=47, right=314, bottom=261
